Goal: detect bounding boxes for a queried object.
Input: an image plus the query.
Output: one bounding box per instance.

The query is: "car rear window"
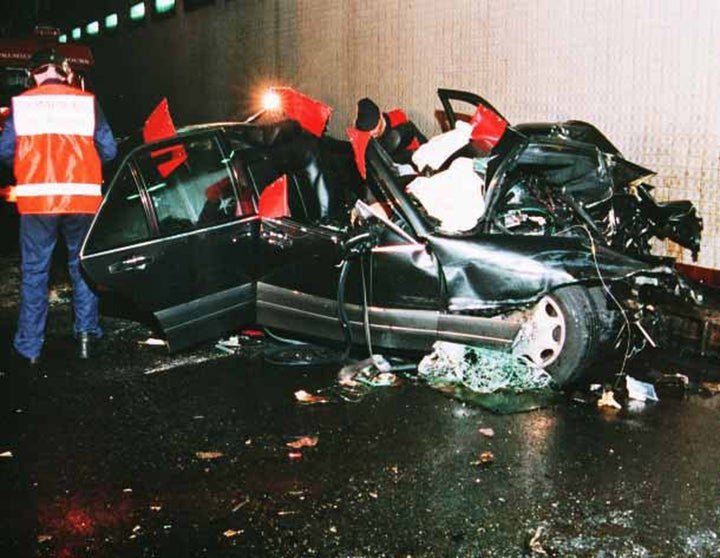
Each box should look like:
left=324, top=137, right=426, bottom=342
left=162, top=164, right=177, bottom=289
left=84, top=166, right=151, bottom=254
left=136, top=135, right=243, bottom=236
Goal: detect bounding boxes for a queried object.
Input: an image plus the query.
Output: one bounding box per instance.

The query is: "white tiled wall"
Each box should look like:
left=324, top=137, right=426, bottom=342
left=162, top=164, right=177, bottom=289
left=96, top=0, right=720, bottom=266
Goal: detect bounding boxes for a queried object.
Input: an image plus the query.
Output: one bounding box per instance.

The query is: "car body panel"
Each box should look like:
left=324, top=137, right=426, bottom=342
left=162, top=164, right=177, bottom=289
left=80, top=94, right=702, bottom=382
left=81, top=128, right=257, bottom=350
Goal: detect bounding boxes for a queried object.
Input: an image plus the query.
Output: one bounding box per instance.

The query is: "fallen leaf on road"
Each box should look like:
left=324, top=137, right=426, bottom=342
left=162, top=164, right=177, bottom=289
left=471, top=451, right=495, bottom=466
left=223, top=529, right=241, bottom=538
left=597, top=390, right=622, bottom=410
left=195, top=451, right=224, bottom=460
left=286, top=436, right=319, bottom=449
left=294, top=390, right=329, bottom=404
left=478, top=427, right=495, bottom=438
left=526, top=526, right=548, bottom=555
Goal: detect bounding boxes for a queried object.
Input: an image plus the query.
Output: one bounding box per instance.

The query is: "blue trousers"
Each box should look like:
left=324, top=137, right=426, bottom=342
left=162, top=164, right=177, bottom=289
left=14, top=214, right=101, bottom=360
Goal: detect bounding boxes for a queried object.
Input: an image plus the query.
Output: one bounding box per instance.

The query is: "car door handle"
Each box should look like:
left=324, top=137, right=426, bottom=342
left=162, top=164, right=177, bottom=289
left=108, top=255, right=153, bottom=274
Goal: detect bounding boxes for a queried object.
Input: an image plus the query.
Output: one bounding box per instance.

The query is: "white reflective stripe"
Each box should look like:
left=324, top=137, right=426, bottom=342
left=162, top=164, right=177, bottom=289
left=15, top=183, right=101, bottom=197
left=13, top=95, right=94, bottom=137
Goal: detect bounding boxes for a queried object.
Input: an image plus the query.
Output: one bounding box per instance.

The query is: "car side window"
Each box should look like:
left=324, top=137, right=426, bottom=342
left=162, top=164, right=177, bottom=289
left=135, top=135, right=241, bottom=236
left=84, top=166, right=151, bottom=255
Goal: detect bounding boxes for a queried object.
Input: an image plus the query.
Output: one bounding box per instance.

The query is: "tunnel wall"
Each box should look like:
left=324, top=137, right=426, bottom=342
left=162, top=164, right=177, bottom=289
left=92, top=0, right=720, bottom=267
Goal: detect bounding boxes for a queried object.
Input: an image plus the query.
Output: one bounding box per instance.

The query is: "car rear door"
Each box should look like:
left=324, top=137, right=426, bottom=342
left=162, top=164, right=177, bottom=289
left=81, top=131, right=258, bottom=350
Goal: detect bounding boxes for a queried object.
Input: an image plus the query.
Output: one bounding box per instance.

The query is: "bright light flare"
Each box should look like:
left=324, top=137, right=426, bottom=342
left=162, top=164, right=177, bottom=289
left=261, top=90, right=282, bottom=112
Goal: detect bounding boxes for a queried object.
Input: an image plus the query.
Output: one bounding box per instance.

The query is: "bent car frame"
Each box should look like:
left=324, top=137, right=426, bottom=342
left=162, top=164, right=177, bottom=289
left=80, top=89, right=705, bottom=386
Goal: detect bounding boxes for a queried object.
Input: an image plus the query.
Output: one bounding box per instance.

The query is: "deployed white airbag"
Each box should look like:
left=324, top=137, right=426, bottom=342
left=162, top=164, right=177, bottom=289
left=406, top=157, right=485, bottom=232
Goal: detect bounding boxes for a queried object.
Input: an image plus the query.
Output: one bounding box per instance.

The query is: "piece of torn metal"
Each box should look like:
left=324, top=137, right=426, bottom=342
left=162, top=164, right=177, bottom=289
left=625, top=376, right=660, bottom=402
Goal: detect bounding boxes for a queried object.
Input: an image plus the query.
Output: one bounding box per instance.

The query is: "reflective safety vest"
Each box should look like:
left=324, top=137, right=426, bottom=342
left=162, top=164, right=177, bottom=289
left=12, top=83, right=102, bottom=214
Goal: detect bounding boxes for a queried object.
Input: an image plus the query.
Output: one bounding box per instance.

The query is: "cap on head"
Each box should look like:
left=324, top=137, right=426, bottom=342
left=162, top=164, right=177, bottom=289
left=355, top=97, right=381, bottom=132
left=28, top=47, right=69, bottom=76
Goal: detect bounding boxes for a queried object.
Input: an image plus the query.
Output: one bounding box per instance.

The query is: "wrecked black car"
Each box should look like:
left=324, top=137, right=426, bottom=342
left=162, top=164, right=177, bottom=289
left=434, top=89, right=702, bottom=261
left=79, top=89, right=704, bottom=387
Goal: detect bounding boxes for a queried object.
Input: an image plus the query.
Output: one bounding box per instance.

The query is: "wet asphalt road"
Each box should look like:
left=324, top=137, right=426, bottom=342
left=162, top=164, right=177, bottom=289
left=1, top=258, right=720, bottom=557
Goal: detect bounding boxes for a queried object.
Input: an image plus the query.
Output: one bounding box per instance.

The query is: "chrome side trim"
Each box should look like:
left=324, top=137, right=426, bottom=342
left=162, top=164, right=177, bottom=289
left=83, top=215, right=259, bottom=260
left=257, top=282, right=518, bottom=350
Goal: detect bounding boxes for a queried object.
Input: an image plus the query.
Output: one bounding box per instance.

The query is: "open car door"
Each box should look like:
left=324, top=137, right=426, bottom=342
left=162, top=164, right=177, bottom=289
left=81, top=131, right=258, bottom=350
left=437, top=88, right=509, bottom=131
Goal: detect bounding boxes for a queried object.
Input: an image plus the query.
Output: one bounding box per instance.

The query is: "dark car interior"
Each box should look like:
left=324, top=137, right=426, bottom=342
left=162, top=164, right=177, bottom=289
left=235, top=122, right=362, bottom=228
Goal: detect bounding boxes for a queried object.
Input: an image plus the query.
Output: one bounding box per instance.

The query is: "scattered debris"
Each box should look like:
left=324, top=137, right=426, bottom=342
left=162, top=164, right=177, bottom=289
left=526, top=526, right=549, bottom=556
left=700, top=381, right=720, bottom=395
left=294, top=389, right=330, bottom=404
left=286, top=436, right=319, bottom=449
left=338, top=355, right=395, bottom=387
left=144, top=354, right=218, bottom=375
left=215, top=342, right=235, bottom=354
left=597, top=390, right=622, bottom=410
left=231, top=498, right=250, bottom=513
left=217, top=335, right=243, bottom=348
left=652, top=373, right=689, bottom=398
left=137, top=337, right=167, bottom=346
left=240, top=328, right=264, bottom=338
left=277, top=510, right=299, bottom=516
left=223, top=529, right=242, bottom=538
left=471, top=451, right=495, bottom=466
left=195, top=451, right=224, bottom=460
left=626, top=376, right=659, bottom=402
left=478, top=427, right=495, bottom=438
left=48, top=288, right=71, bottom=305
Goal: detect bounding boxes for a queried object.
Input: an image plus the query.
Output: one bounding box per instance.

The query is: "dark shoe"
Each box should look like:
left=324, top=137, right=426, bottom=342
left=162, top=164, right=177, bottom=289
left=78, top=332, right=91, bottom=359
left=9, top=348, right=40, bottom=369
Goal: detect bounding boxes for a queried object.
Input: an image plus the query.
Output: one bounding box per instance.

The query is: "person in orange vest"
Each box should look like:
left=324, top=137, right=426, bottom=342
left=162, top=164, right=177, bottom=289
left=0, top=48, right=117, bottom=367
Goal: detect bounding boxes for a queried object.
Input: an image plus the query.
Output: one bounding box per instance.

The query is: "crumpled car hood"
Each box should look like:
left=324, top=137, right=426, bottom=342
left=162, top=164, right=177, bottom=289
left=427, top=232, right=671, bottom=312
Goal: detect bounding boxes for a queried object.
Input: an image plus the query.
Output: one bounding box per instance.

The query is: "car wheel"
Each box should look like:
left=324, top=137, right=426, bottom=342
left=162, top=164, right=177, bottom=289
left=513, top=285, right=599, bottom=387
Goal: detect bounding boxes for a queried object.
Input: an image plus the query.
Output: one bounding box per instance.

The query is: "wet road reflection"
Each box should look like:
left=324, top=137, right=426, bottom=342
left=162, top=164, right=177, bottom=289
left=1, top=283, right=720, bottom=556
